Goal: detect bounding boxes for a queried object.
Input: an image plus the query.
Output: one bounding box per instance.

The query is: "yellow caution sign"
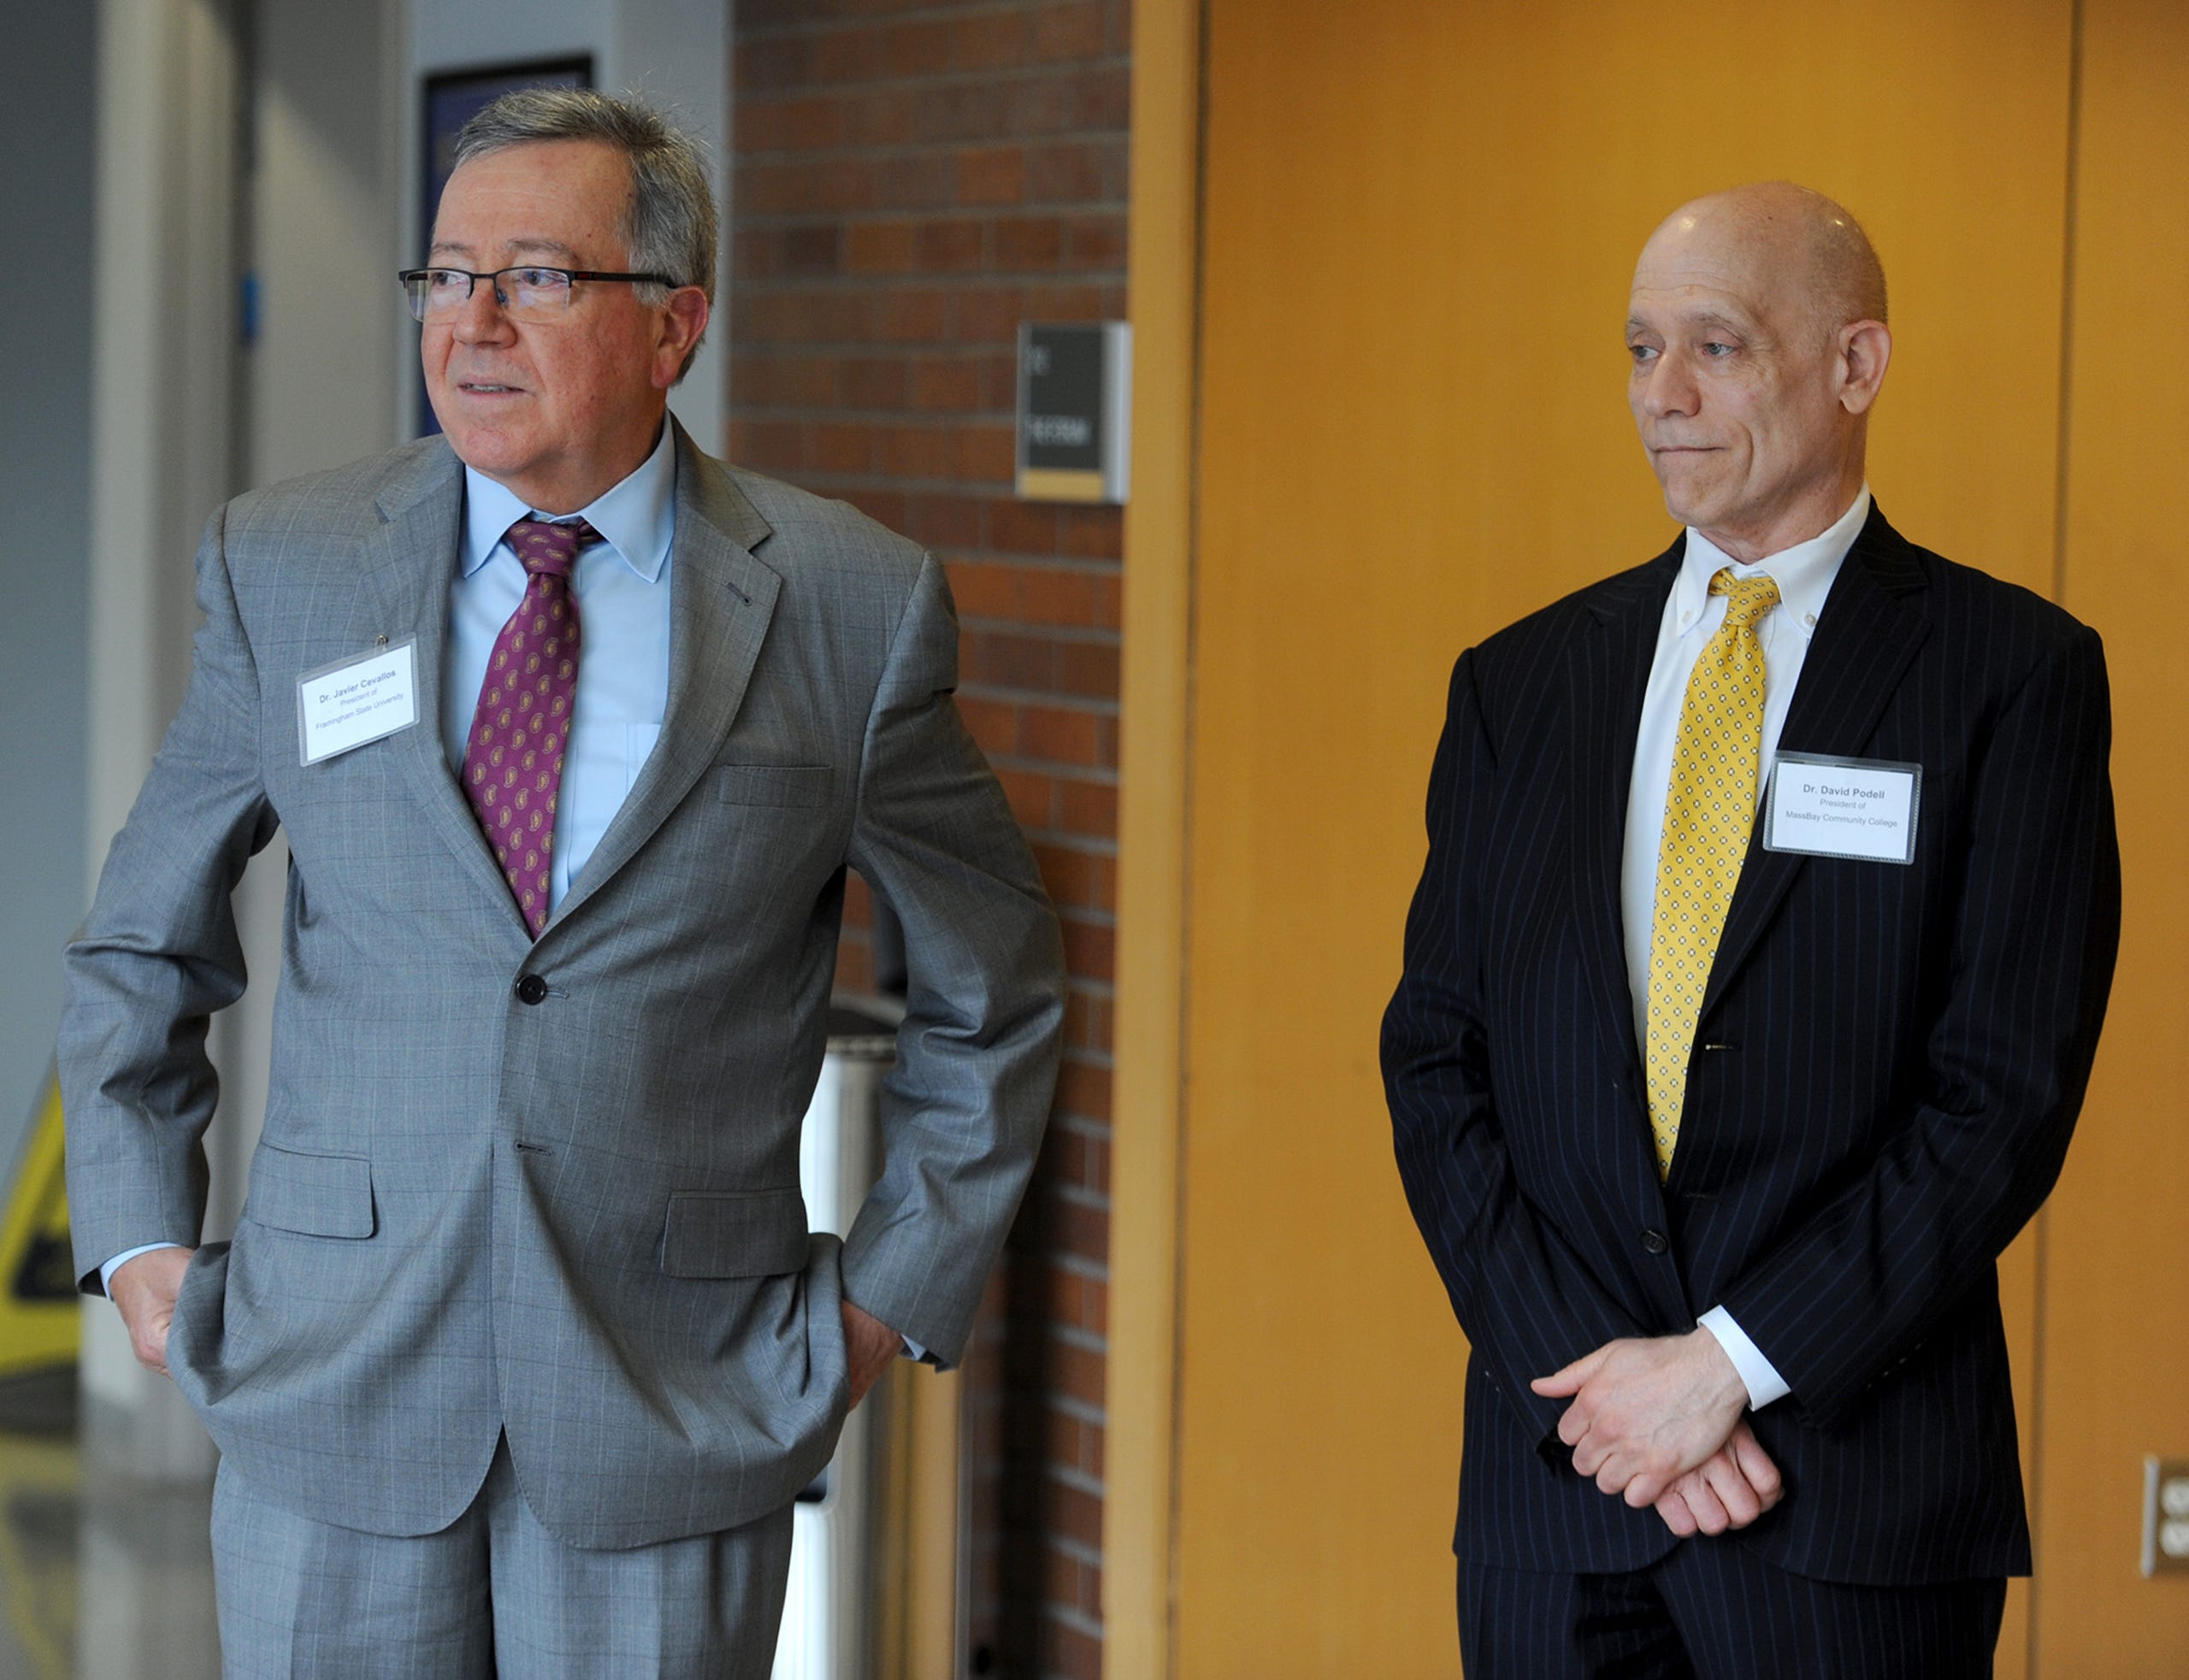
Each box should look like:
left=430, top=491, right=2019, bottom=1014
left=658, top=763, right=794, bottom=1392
left=0, top=1068, right=78, bottom=1382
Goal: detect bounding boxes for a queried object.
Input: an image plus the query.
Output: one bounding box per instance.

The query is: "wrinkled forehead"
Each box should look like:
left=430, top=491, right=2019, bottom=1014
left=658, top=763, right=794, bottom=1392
left=1630, top=212, right=1808, bottom=324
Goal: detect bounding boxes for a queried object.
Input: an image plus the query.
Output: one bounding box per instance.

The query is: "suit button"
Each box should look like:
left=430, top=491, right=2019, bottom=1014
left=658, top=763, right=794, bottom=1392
left=1640, top=1228, right=1668, bottom=1255
left=514, top=974, right=548, bottom=1005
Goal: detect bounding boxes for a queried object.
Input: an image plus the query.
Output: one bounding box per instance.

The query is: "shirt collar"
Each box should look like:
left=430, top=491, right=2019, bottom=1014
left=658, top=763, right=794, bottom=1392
left=1672, top=484, right=1872, bottom=640
left=457, top=421, right=678, bottom=582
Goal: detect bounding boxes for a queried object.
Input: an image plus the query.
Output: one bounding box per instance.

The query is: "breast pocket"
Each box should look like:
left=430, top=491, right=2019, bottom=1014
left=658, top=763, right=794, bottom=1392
left=711, top=763, right=834, bottom=809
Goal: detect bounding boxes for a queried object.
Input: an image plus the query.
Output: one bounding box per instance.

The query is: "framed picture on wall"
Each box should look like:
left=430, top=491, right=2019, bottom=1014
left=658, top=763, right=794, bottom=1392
left=416, top=56, right=593, bottom=436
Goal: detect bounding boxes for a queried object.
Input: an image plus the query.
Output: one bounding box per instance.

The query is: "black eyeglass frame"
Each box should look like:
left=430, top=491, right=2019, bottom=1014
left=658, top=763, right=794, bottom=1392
left=398, top=265, right=682, bottom=321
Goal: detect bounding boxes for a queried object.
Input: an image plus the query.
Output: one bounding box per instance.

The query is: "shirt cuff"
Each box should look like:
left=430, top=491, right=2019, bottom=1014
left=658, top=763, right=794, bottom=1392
left=100, top=1242, right=186, bottom=1297
left=1697, top=1305, right=1791, bottom=1410
left=901, top=1335, right=927, bottom=1362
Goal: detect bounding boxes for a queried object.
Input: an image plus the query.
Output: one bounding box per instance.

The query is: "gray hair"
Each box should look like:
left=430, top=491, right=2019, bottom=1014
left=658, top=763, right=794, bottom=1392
left=452, top=88, right=717, bottom=377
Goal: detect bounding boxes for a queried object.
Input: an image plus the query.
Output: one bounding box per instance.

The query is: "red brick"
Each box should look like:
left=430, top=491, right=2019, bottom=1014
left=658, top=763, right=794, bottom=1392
left=902, top=490, right=985, bottom=549
left=782, top=224, right=841, bottom=276
left=910, top=82, right=1006, bottom=144
left=995, top=215, right=1065, bottom=271
left=735, top=94, right=841, bottom=153
left=957, top=693, right=1016, bottom=756
left=1051, top=1340, right=1106, bottom=1409
left=965, top=629, right=1057, bottom=691
left=946, top=559, right=1018, bottom=619
left=1024, top=139, right=1125, bottom=204
left=1058, top=920, right=1113, bottom=985
left=737, top=156, right=877, bottom=216
left=1059, top=640, right=1120, bottom=698
left=1020, top=703, right=1101, bottom=764
left=729, top=418, right=803, bottom=469
left=1041, top=1620, right=1102, bottom=1680
left=959, top=10, right=1036, bottom=70
left=955, top=423, right=1018, bottom=482
left=876, top=151, right=957, bottom=209
left=915, top=217, right=987, bottom=273
left=879, top=17, right=954, bottom=78
left=981, top=351, right=1019, bottom=410
left=1048, top=1475, right=1104, bottom=1547
left=1003, top=68, right=1130, bottom=136
left=809, top=421, right=872, bottom=474
left=953, top=285, right=1026, bottom=342
left=874, top=423, right=954, bottom=479
left=732, top=352, right=835, bottom=407
left=738, top=288, right=870, bottom=345
left=1030, top=2, right=1112, bottom=63
left=1056, top=1056, right=1112, bottom=1116
left=985, top=500, right=1062, bottom=556
left=841, top=355, right=911, bottom=409
left=1041, top=1618, right=1103, bottom=1680
left=994, top=768, right=1054, bottom=832
left=875, top=288, right=950, bottom=342
left=808, top=23, right=886, bottom=84
left=734, top=34, right=809, bottom=92
left=845, top=220, right=916, bottom=275
left=1065, top=212, right=1127, bottom=269
left=911, top=355, right=982, bottom=411
left=956, top=145, right=1026, bottom=206
left=841, top=87, right=919, bottom=146
left=1060, top=505, right=1124, bottom=559
left=1057, top=775, right=1117, bottom=837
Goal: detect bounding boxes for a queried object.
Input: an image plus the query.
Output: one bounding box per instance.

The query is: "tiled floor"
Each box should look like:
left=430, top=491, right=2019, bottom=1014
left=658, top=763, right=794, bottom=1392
left=0, top=1374, right=219, bottom=1680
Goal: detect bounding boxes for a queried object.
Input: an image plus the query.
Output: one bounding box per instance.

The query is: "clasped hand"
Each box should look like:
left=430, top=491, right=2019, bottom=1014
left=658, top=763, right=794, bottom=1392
left=1531, top=1328, right=1782, bottom=1536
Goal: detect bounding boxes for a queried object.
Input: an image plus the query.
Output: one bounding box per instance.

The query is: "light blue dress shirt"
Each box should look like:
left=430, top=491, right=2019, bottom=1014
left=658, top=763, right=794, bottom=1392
left=444, top=423, right=677, bottom=911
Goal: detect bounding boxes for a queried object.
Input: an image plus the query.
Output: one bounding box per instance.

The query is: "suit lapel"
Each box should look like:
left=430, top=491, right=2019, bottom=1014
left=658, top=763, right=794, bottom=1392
left=546, top=426, right=782, bottom=932
left=355, top=445, right=534, bottom=944
left=1568, top=541, right=1682, bottom=1078
left=1698, top=505, right=1932, bottom=1019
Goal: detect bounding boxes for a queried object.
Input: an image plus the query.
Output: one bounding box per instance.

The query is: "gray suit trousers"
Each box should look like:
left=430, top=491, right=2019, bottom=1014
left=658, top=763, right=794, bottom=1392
left=211, top=1440, right=794, bottom=1678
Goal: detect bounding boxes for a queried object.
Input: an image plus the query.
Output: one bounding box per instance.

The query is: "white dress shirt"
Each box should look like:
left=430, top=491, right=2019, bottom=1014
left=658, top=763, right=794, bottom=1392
left=1620, top=486, right=1873, bottom=1410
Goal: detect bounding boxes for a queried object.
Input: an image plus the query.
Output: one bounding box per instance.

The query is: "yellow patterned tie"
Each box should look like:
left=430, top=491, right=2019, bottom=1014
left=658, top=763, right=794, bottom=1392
left=1644, top=569, right=1780, bottom=1178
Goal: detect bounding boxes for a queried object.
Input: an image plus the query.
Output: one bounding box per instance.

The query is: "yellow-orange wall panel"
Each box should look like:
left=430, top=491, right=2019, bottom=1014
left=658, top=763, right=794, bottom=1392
left=2033, top=0, right=2189, bottom=1668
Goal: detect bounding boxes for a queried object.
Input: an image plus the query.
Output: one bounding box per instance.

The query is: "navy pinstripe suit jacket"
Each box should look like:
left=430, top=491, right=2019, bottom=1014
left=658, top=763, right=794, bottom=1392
left=1383, top=504, right=2120, bottom=1586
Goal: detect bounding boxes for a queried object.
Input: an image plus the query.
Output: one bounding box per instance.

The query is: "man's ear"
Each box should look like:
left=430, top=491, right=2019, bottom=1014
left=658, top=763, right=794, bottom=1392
left=1837, top=319, right=1891, bottom=416
left=652, top=287, right=711, bottom=391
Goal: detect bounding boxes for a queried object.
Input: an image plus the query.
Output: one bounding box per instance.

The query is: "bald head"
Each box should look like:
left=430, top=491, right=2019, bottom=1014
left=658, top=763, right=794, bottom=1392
left=1643, top=182, right=1886, bottom=342
left=1624, top=181, right=1893, bottom=560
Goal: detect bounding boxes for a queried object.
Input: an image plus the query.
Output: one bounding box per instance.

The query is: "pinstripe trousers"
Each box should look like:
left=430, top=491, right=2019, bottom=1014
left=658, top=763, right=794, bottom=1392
left=209, top=1438, right=795, bottom=1678
left=1460, top=1545, right=2007, bottom=1678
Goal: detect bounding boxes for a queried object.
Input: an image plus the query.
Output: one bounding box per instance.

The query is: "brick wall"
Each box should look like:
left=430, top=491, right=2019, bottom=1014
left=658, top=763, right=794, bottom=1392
left=729, top=5, right=1127, bottom=1675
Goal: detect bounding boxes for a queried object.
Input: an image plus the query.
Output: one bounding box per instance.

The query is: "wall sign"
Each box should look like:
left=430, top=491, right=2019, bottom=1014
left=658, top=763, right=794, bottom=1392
left=1016, top=321, right=1131, bottom=504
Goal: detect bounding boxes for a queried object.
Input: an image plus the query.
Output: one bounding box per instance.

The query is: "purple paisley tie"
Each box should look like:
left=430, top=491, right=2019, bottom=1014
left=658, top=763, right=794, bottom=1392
left=462, top=518, right=594, bottom=937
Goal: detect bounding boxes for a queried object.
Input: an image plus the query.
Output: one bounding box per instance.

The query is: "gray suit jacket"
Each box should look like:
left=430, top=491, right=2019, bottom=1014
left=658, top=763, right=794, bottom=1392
left=62, top=424, right=1065, bottom=1548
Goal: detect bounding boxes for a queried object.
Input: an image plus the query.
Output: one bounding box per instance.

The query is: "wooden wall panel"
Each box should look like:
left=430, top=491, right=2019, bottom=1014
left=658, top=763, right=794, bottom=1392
left=2033, top=0, right=2189, bottom=1668
left=1163, top=2, right=2074, bottom=1671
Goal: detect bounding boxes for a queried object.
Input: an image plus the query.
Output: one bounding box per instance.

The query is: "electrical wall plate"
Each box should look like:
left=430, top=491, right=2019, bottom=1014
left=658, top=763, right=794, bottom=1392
left=2140, top=1457, right=2189, bottom=1577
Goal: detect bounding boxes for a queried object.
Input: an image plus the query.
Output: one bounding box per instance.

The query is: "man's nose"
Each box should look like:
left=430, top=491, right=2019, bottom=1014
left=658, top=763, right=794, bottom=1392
left=451, top=278, right=514, bottom=345
left=1638, top=351, right=1699, bottom=418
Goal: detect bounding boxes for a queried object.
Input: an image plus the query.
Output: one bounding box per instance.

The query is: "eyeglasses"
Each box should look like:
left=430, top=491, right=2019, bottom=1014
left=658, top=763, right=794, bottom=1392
left=398, top=266, right=679, bottom=324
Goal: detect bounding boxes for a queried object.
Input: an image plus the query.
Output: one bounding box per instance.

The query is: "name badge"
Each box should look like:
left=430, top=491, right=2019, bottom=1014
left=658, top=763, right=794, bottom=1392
left=297, top=640, right=419, bottom=766
left=1762, top=752, right=1921, bottom=864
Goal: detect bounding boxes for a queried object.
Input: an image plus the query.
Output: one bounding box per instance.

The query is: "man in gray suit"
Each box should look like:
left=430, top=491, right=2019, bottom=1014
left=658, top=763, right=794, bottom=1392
left=62, top=88, right=1064, bottom=1675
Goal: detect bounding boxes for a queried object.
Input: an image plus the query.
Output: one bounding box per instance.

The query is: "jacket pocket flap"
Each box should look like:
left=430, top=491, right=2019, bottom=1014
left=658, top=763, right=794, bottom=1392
left=712, top=763, right=832, bottom=808
left=245, top=1144, right=375, bottom=1239
left=662, top=1188, right=810, bottom=1278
